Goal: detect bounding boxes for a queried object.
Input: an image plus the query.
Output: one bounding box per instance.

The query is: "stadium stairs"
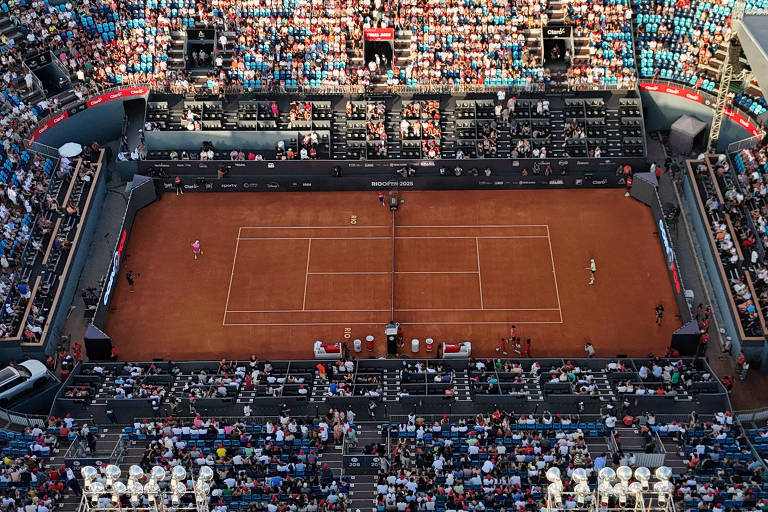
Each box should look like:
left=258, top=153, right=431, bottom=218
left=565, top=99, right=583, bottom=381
left=394, top=30, right=413, bottom=75
left=346, top=425, right=381, bottom=510
left=0, top=11, right=21, bottom=47
left=168, top=30, right=187, bottom=72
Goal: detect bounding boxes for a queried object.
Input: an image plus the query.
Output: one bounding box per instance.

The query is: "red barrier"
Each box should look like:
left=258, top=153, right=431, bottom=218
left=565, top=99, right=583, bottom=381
left=723, top=107, right=761, bottom=137
left=86, top=86, right=149, bottom=108
left=639, top=82, right=702, bottom=103
left=640, top=82, right=760, bottom=135
left=28, top=86, right=149, bottom=142
left=28, top=111, right=69, bottom=142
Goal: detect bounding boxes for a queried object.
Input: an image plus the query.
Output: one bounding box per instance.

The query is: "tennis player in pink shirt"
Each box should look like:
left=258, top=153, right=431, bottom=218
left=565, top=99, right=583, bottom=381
left=191, top=240, right=203, bottom=260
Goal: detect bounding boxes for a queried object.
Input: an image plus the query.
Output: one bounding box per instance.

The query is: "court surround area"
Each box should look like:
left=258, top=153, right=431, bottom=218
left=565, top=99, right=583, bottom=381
left=104, top=190, right=679, bottom=360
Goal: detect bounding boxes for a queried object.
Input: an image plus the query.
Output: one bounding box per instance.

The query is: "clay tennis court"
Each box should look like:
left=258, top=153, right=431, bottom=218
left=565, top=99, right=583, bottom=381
left=105, top=190, right=679, bottom=360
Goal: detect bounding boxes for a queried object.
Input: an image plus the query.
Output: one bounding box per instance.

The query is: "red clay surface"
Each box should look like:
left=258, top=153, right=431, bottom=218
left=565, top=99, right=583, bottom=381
left=105, top=190, right=679, bottom=360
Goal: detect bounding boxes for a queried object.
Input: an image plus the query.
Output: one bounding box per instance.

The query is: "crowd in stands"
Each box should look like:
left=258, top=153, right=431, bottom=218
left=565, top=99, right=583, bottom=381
left=391, top=0, right=550, bottom=87
left=0, top=416, right=86, bottom=512
left=563, top=0, right=636, bottom=88
left=635, top=0, right=731, bottom=92
left=692, top=156, right=767, bottom=337
left=124, top=412, right=351, bottom=510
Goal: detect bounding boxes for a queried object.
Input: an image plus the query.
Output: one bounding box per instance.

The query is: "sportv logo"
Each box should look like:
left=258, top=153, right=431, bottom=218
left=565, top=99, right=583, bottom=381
left=658, top=218, right=681, bottom=293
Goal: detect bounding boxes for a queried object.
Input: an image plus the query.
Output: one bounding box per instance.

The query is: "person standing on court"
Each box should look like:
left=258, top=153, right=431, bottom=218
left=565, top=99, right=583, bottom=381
left=191, top=240, right=203, bottom=260
left=655, top=303, right=664, bottom=325
left=523, top=339, right=532, bottom=358
left=378, top=191, right=385, bottom=206
left=126, top=270, right=135, bottom=292
left=585, top=341, right=595, bottom=358
left=174, top=176, right=184, bottom=195
left=587, top=258, right=597, bottom=285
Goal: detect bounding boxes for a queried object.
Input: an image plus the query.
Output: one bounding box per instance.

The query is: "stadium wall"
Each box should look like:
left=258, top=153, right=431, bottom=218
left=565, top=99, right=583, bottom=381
left=640, top=86, right=759, bottom=152
left=91, top=175, right=158, bottom=330
left=27, top=86, right=150, bottom=148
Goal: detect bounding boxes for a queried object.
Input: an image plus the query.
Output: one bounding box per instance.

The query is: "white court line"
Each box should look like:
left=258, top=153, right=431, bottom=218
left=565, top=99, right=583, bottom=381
left=545, top=225, right=564, bottom=323
left=239, top=225, right=389, bottom=229
left=239, top=237, right=391, bottom=240
left=237, top=236, right=547, bottom=240
left=306, top=271, right=480, bottom=275
left=224, top=321, right=564, bottom=326
left=226, top=307, right=559, bottom=313
left=475, top=237, right=484, bottom=310
left=227, top=309, right=391, bottom=313
left=222, top=227, right=242, bottom=326
left=396, top=224, right=550, bottom=228
left=301, top=239, right=311, bottom=311
left=238, top=224, right=548, bottom=229
left=396, top=308, right=559, bottom=311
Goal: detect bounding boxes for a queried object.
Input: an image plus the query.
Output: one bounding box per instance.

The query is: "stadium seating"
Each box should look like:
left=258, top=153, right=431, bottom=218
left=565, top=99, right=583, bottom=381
left=689, top=154, right=768, bottom=338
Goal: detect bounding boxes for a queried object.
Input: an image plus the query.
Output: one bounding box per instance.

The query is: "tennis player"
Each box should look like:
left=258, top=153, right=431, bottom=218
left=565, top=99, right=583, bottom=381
left=191, top=240, right=204, bottom=260
left=587, top=258, right=596, bottom=285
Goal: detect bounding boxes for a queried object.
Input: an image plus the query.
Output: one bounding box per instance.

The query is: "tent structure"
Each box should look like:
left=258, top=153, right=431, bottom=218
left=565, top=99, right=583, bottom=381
left=668, top=115, right=708, bottom=155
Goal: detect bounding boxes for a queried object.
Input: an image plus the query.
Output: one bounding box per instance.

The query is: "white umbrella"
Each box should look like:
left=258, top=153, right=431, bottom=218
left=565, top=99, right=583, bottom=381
left=58, top=142, right=83, bottom=158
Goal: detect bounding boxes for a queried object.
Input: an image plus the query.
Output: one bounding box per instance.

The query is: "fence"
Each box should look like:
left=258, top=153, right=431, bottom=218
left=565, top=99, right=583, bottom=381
left=736, top=407, right=768, bottom=423
left=0, top=407, right=47, bottom=428
left=727, top=134, right=762, bottom=154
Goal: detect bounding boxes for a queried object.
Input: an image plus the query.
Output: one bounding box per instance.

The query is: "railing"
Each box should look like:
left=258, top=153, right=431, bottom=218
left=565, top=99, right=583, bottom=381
left=727, top=134, right=762, bottom=154
left=736, top=407, right=768, bottom=423
left=0, top=407, right=47, bottom=428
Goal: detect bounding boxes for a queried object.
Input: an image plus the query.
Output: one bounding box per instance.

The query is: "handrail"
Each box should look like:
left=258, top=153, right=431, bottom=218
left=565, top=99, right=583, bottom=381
left=727, top=134, right=763, bottom=154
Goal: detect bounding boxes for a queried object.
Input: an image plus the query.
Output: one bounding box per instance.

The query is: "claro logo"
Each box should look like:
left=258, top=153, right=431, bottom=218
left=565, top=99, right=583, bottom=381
left=545, top=27, right=567, bottom=36
left=103, top=229, right=128, bottom=305
left=90, top=97, right=103, bottom=106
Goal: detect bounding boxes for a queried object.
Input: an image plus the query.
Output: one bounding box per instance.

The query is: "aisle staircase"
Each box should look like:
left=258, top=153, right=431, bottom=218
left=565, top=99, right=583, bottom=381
left=345, top=425, right=383, bottom=511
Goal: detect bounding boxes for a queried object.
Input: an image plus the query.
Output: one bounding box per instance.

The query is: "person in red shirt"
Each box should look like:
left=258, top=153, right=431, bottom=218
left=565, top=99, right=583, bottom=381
left=378, top=192, right=385, bottom=205
left=523, top=339, right=532, bottom=358
left=496, top=338, right=508, bottom=355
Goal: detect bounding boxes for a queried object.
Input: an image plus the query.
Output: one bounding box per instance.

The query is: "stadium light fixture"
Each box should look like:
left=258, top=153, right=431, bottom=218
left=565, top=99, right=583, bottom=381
left=80, top=464, right=214, bottom=512
left=545, top=465, right=674, bottom=512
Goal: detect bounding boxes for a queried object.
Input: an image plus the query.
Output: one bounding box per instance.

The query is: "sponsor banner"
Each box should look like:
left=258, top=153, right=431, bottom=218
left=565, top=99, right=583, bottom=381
left=723, top=107, right=760, bottom=137
left=161, top=173, right=623, bottom=192
left=544, top=25, right=571, bottom=38
left=639, top=82, right=702, bottom=104
left=364, top=28, right=395, bottom=41
left=87, top=86, right=149, bottom=108
left=139, top=156, right=647, bottom=177
left=28, top=110, right=69, bottom=141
